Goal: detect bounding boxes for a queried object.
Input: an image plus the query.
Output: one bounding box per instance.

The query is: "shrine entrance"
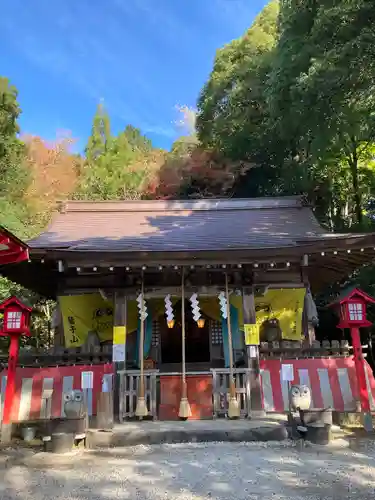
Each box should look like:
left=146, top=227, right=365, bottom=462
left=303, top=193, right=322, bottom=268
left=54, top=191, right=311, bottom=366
left=160, top=299, right=210, bottom=365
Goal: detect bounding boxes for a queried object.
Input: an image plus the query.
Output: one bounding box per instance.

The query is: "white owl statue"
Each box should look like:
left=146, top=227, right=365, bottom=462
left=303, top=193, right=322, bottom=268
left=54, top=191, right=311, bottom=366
left=63, top=390, right=85, bottom=419
left=289, top=385, right=311, bottom=411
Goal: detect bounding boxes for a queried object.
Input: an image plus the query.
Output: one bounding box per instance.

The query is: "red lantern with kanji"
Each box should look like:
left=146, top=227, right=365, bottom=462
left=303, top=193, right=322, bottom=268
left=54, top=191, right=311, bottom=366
left=329, top=288, right=375, bottom=431
left=0, top=296, right=32, bottom=443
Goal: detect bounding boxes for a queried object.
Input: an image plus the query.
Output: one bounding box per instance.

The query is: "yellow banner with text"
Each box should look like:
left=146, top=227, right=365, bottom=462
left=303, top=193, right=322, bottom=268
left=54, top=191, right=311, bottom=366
left=59, top=288, right=305, bottom=347
left=243, top=288, right=306, bottom=344
left=59, top=294, right=140, bottom=347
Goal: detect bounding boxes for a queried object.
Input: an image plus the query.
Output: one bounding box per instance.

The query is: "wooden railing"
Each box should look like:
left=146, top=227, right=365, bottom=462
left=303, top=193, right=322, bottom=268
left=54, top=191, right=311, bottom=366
left=0, top=345, right=113, bottom=367
left=0, top=340, right=363, bottom=368
left=118, top=370, right=159, bottom=422
left=259, top=339, right=356, bottom=358
left=211, top=368, right=252, bottom=418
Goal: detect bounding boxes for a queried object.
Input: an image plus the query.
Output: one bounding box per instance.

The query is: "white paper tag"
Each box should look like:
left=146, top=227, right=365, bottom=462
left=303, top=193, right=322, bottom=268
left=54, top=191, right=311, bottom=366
left=112, top=344, right=126, bottom=362
left=249, top=346, right=257, bottom=358
left=81, top=371, right=94, bottom=390
left=102, top=374, right=112, bottom=393
left=281, top=364, right=294, bottom=382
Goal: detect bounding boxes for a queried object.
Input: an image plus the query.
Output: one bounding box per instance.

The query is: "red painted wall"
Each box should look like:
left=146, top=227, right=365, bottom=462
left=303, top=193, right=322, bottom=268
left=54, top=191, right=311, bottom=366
left=0, top=364, right=113, bottom=422
left=1, top=357, right=375, bottom=422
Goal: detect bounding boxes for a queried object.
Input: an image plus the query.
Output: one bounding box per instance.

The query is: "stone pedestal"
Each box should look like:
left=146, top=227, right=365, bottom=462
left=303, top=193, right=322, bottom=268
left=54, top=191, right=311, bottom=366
left=50, top=432, right=74, bottom=453
left=96, top=392, right=114, bottom=430
left=300, top=409, right=333, bottom=445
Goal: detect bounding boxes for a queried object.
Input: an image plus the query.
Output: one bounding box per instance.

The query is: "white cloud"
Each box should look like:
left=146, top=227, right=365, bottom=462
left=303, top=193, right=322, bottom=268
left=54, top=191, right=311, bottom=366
left=174, top=105, right=197, bottom=135
left=1, top=0, right=263, bottom=141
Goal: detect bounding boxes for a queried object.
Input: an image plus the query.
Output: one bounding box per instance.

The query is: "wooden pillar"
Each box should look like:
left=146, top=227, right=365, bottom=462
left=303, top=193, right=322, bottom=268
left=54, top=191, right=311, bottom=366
left=351, top=326, right=373, bottom=431
left=52, top=305, right=64, bottom=348
left=242, top=287, right=263, bottom=416
left=1, top=334, right=20, bottom=443
left=301, top=264, right=317, bottom=346
left=112, top=292, right=127, bottom=421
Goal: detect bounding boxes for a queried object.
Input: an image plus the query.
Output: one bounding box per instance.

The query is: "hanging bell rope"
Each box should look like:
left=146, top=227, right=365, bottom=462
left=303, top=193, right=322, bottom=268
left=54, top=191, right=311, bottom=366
left=135, top=274, right=148, bottom=418
left=225, top=272, right=240, bottom=419
left=178, top=267, right=192, bottom=419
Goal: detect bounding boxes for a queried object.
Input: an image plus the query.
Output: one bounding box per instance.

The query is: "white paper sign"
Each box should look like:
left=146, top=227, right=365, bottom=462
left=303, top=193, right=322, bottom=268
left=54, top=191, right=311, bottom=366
left=112, top=344, right=126, bottom=362
left=81, top=371, right=94, bottom=390
left=102, top=374, right=112, bottom=393
left=281, top=364, right=294, bottom=382
left=249, top=346, right=258, bottom=359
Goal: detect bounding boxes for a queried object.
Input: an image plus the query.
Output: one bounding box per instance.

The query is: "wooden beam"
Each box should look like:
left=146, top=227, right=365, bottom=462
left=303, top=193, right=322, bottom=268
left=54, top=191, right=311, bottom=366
left=113, top=292, right=127, bottom=421
left=30, top=247, right=307, bottom=266
left=61, top=282, right=307, bottom=298
left=255, top=271, right=302, bottom=284
left=242, top=287, right=256, bottom=324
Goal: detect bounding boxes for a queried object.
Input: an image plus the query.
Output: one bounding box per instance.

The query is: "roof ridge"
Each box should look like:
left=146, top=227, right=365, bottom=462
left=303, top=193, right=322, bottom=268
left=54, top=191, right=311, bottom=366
left=60, top=196, right=305, bottom=213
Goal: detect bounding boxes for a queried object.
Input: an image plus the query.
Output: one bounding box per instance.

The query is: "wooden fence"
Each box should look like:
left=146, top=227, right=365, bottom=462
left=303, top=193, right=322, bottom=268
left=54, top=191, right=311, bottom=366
left=2, top=358, right=373, bottom=424
left=211, top=368, right=252, bottom=418
left=118, top=370, right=159, bottom=421
left=116, top=368, right=251, bottom=420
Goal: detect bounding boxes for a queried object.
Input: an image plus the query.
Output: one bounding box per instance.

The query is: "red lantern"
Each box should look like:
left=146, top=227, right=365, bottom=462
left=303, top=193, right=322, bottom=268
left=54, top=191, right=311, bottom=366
left=0, top=296, right=32, bottom=443
left=0, top=296, right=31, bottom=337
left=329, top=288, right=375, bottom=431
left=334, top=289, right=375, bottom=329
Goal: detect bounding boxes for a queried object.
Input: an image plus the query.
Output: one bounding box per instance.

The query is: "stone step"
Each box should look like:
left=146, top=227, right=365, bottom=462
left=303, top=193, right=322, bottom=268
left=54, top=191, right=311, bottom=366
left=86, top=417, right=290, bottom=448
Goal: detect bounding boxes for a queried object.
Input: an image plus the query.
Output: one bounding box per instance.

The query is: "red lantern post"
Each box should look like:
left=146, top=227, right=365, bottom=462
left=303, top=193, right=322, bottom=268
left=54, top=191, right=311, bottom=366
left=0, top=296, right=32, bottom=442
left=329, top=288, right=375, bottom=431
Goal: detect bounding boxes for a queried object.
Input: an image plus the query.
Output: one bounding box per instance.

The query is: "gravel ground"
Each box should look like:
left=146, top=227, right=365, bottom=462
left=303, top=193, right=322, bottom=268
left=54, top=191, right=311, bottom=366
left=1, top=441, right=375, bottom=500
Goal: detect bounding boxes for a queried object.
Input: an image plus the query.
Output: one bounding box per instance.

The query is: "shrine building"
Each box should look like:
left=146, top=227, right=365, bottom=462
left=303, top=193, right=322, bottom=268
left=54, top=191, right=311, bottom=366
left=2, top=196, right=375, bottom=420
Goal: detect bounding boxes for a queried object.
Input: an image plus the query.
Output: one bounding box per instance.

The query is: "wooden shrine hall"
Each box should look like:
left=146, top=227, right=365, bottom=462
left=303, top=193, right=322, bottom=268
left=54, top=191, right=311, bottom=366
left=2, top=196, right=375, bottom=421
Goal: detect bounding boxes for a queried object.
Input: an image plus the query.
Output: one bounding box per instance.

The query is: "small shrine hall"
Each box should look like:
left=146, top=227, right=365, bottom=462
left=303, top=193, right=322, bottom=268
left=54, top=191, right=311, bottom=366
left=2, top=196, right=375, bottom=421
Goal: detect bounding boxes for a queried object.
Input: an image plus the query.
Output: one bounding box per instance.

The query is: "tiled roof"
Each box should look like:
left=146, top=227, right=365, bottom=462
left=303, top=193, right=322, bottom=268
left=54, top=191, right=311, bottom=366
left=27, top=197, right=340, bottom=253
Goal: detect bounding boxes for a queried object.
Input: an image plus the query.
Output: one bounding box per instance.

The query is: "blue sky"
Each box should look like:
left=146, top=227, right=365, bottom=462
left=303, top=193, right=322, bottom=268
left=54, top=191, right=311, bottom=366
left=1, top=0, right=266, bottom=151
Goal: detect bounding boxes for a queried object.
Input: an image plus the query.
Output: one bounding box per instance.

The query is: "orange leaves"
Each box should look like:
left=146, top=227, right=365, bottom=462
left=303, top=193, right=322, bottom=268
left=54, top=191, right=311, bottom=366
left=22, top=133, right=80, bottom=214
left=19, top=130, right=248, bottom=212
left=146, top=147, right=250, bottom=200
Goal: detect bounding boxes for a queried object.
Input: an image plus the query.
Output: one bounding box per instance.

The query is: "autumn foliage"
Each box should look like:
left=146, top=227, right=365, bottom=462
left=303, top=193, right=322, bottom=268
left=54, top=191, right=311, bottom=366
left=22, top=134, right=80, bottom=216
left=147, top=147, right=250, bottom=199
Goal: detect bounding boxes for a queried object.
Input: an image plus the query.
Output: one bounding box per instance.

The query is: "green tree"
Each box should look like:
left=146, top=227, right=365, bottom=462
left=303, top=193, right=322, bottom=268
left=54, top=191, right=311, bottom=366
left=0, top=78, right=54, bottom=353
left=0, top=77, right=32, bottom=236
left=77, top=105, right=156, bottom=200
left=170, top=135, right=199, bottom=157
left=122, top=125, right=153, bottom=154
left=196, top=1, right=286, bottom=197
left=0, top=77, right=28, bottom=200
left=85, top=102, right=112, bottom=164
left=197, top=0, right=278, bottom=157
left=267, top=0, right=375, bottom=228
left=299, top=0, right=375, bottom=227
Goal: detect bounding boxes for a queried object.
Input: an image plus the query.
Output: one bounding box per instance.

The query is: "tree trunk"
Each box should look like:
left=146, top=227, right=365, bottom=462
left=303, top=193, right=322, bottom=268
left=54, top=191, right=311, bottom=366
left=347, top=140, right=362, bottom=226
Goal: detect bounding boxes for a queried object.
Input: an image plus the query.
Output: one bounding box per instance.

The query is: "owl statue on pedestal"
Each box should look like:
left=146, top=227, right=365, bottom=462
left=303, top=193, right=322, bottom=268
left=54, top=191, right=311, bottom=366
left=289, top=385, right=311, bottom=412
left=63, top=390, right=85, bottom=419
left=260, top=318, right=282, bottom=342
